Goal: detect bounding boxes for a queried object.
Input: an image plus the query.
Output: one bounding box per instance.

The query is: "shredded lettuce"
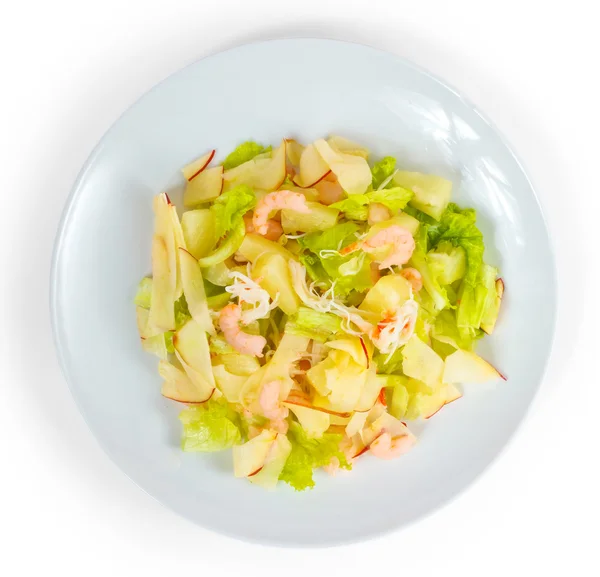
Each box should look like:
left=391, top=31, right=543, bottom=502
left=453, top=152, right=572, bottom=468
left=211, top=185, right=256, bottom=239
left=331, top=187, right=413, bottom=220
left=279, top=422, right=351, bottom=491
left=286, top=307, right=342, bottom=342
left=134, top=277, right=153, bottom=309
left=179, top=398, right=242, bottom=452
left=174, top=295, right=192, bottom=330
left=371, top=156, right=396, bottom=189
left=223, top=141, right=271, bottom=170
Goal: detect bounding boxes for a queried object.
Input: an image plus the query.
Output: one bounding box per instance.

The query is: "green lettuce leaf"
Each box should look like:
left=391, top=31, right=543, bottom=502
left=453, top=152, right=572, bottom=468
left=299, top=223, right=373, bottom=296
left=285, top=307, right=342, bottom=342
left=223, top=141, right=271, bottom=170
left=279, top=422, right=351, bottom=491
left=431, top=309, right=482, bottom=351
left=331, top=187, right=413, bottom=221
left=198, top=219, right=246, bottom=268
left=179, top=398, right=242, bottom=452
left=211, top=184, right=256, bottom=239
left=134, top=277, right=153, bottom=309
left=174, top=295, right=192, bottom=330
left=371, top=156, right=396, bottom=189
left=373, top=348, right=404, bottom=375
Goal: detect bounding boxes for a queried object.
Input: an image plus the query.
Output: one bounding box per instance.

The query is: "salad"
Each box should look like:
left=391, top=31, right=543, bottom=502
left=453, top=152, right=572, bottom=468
left=134, top=136, right=505, bottom=491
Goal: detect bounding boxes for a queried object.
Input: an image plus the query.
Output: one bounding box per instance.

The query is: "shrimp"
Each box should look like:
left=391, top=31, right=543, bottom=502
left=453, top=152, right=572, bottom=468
left=362, top=225, right=415, bottom=269
left=400, top=267, right=423, bottom=292
left=219, top=303, right=266, bottom=357
left=253, top=190, right=309, bottom=235
left=244, top=212, right=283, bottom=241
left=370, top=432, right=416, bottom=460
left=371, top=299, right=418, bottom=356
left=314, top=179, right=345, bottom=205
left=367, top=202, right=391, bottom=225
left=323, top=456, right=340, bottom=476
left=259, top=380, right=289, bottom=433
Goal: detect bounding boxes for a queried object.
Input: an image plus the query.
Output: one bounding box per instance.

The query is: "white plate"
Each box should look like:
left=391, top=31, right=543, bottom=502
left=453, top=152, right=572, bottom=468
left=51, top=39, right=556, bottom=546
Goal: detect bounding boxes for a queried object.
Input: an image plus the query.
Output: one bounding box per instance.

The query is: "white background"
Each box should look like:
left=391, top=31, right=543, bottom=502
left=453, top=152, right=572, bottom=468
left=1, top=1, right=598, bottom=575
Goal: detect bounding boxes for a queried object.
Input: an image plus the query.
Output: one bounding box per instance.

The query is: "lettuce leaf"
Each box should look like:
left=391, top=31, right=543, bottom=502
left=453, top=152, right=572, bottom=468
left=279, top=422, right=351, bottom=491
left=211, top=184, right=256, bottom=239
left=223, top=141, right=271, bottom=170
left=299, top=223, right=373, bottom=296
left=174, top=295, right=192, bottom=330
left=331, top=187, right=413, bottom=220
left=179, top=398, right=242, bottom=452
left=198, top=219, right=246, bottom=268
left=134, top=277, right=153, bottom=309
left=285, top=307, right=342, bottom=342
left=371, top=156, right=396, bottom=189
left=373, top=348, right=404, bottom=374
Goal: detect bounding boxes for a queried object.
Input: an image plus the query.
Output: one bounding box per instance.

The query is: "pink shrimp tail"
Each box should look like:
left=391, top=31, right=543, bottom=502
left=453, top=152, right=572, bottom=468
left=218, top=303, right=266, bottom=357
left=370, top=432, right=416, bottom=459
left=363, top=225, right=415, bottom=269
left=253, top=190, right=309, bottom=235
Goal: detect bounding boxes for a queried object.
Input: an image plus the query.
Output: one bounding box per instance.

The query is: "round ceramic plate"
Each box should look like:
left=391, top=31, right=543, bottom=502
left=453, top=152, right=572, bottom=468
left=51, top=39, right=556, bottom=546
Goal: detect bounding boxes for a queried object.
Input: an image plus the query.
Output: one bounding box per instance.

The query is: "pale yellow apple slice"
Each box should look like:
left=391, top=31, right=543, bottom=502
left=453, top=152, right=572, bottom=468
left=481, top=278, right=505, bottom=335
left=313, top=138, right=371, bottom=195
left=293, top=142, right=331, bottom=187
left=361, top=411, right=412, bottom=447
left=168, top=203, right=187, bottom=299
left=359, top=274, right=412, bottom=316
left=212, top=364, right=247, bottom=403
left=424, top=384, right=462, bottom=419
left=181, top=150, right=215, bottom=181
left=183, top=165, right=224, bottom=208
left=285, top=139, right=304, bottom=167
left=252, top=252, right=300, bottom=315
left=325, top=337, right=370, bottom=368
left=285, top=390, right=353, bottom=419
left=345, top=410, right=369, bottom=437
left=148, top=234, right=176, bottom=331
left=159, top=359, right=214, bottom=403
left=248, top=434, right=292, bottom=489
left=443, top=349, right=504, bottom=384
left=354, top=370, right=384, bottom=412
left=233, top=429, right=277, bottom=478
left=178, top=248, right=214, bottom=335
left=237, top=233, right=295, bottom=263
left=136, top=306, right=152, bottom=339
left=173, top=319, right=216, bottom=389
left=223, top=141, right=287, bottom=192
left=327, top=135, right=369, bottom=159
left=402, top=335, right=445, bottom=387
left=181, top=209, right=217, bottom=259
left=283, top=402, right=330, bottom=438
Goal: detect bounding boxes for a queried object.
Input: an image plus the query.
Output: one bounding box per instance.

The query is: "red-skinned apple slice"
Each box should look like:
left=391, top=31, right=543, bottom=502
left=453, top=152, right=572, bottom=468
left=361, top=411, right=411, bottom=447
left=223, top=141, right=287, bottom=191
left=292, top=143, right=331, bottom=187
left=283, top=402, right=330, bottom=437
left=354, top=370, right=383, bottom=412
left=443, top=349, right=504, bottom=384
left=232, top=429, right=277, bottom=478
left=345, top=411, right=369, bottom=437
left=424, top=384, right=462, bottom=419
left=159, top=360, right=215, bottom=404
left=248, top=434, right=292, bottom=488
left=178, top=248, right=215, bottom=335
left=313, top=138, right=371, bottom=195
left=183, top=165, right=224, bottom=207
left=326, top=135, right=370, bottom=159
left=182, top=150, right=215, bottom=181
left=173, top=319, right=216, bottom=390
left=148, top=234, right=176, bottom=331
left=285, top=138, right=304, bottom=167
left=284, top=391, right=352, bottom=418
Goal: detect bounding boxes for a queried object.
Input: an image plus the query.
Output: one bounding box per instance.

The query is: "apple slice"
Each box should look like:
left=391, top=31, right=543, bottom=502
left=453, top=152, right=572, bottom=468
left=443, top=349, right=505, bottom=384
left=424, top=384, right=462, bottom=419
left=168, top=203, right=187, bottom=299
left=325, top=337, right=370, bottom=368
left=313, top=138, right=371, bottom=195
left=355, top=371, right=384, bottom=412
left=232, top=429, right=277, bottom=478
left=361, top=411, right=411, bottom=447
left=327, top=135, right=369, bottom=159
left=181, top=209, right=217, bottom=259
left=212, top=364, right=247, bottom=403
left=402, top=335, right=445, bottom=387
left=159, top=360, right=214, bottom=403
left=283, top=402, right=330, bottom=438
left=285, top=390, right=352, bottom=418
left=136, top=306, right=152, bottom=339
left=182, top=150, right=215, bottom=181
left=148, top=235, right=176, bottom=332
left=285, top=138, right=304, bottom=167
left=173, top=319, right=216, bottom=389
left=183, top=165, right=224, bottom=208
left=223, top=141, right=287, bottom=192
left=178, top=248, right=214, bottom=335
left=292, top=143, right=331, bottom=187
left=248, top=433, right=292, bottom=489
left=481, top=278, right=505, bottom=335
left=345, top=410, right=369, bottom=437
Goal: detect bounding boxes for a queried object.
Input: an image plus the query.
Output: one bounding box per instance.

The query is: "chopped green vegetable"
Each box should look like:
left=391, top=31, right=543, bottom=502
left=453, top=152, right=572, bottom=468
left=371, top=156, right=396, bottom=189
left=286, top=307, right=342, bottom=342
left=223, top=141, right=271, bottom=170
left=134, top=277, right=153, bottom=309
